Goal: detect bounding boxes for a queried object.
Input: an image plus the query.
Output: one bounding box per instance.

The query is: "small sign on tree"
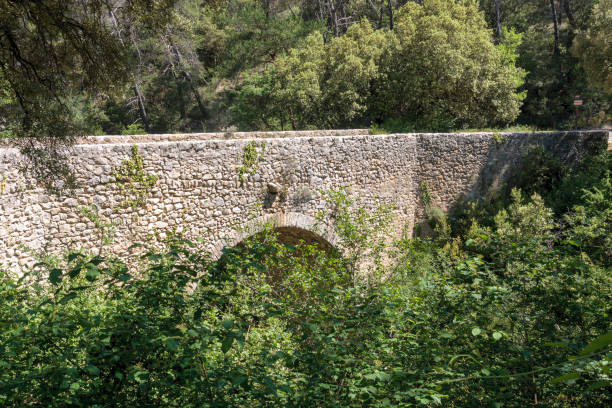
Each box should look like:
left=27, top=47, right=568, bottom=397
left=573, top=95, right=583, bottom=106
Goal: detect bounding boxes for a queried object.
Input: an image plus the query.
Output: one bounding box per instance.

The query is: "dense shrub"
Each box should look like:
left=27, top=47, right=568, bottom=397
left=373, top=1, right=525, bottom=130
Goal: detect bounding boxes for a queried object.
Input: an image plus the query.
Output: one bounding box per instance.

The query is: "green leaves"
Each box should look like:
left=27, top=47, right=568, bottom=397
left=221, top=319, right=234, bottom=330
left=236, top=0, right=524, bottom=132
left=85, top=263, right=100, bottom=281
left=231, top=374, right=247, bottom=386
left=111, top=145, right=159, bottom=209
left=579, top=331, right=612, bottom=356
left=165, top=337, right=179, bottom=352
left=132, top=370, right=149, bottom=384
left=2, top=159, right=611, bottom=408
left=221, top=336, right=234, bottom=354
left=384, top=0, right=524, bottom=129
left=551, top=372, right=581, bottom=385
left=85, top=365, right=100, bottom=376
left=572, top=0, right=612, bottom=94
left=49, top=268, right=62, bottom=285
left=59, top=292, right=78, bottom=304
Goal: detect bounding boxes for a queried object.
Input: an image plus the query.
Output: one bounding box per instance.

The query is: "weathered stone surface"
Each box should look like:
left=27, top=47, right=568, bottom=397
left=0, top=129, right=608, bottom=269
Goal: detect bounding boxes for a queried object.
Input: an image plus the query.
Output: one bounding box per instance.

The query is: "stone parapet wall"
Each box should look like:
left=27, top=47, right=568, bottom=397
left=0, top=130, right=608, bottom=269
left=74, top=129, right=370, bottom=145
left=0, top=129, right=371, bottom=148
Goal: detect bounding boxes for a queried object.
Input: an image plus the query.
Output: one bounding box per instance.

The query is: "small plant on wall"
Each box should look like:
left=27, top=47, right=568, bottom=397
left=111, top=145, right=158, bottom=208
left=78, top=204, right=118, bottom=255
left=492, top=132, right=507, bottom=144
left=237, top=141, right=265, bottom=182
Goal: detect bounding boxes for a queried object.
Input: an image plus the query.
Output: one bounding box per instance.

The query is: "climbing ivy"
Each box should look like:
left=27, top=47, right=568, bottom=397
left=419, top=181, right=432, bottom=207
left=419, top=181, right=450, bottom=239
left=78, top=204, right=118, bottom=255
left=492, top=132, right=507, bottom=144
left=237, top=141, right=265, bottom=182
left=111, top=145, right=158, bottom=208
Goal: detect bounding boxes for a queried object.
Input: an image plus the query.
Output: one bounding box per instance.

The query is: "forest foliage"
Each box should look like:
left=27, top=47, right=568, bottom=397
left=233, top=1, right=525, bottom=131
left=0, top=0, right=610, bottom=143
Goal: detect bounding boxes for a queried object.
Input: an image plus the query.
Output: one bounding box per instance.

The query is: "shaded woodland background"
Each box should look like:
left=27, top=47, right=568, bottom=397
left=1, top=0, right=610, bottom=144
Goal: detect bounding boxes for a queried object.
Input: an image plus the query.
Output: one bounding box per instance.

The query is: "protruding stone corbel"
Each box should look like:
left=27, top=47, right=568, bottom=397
left=267, top=182, right=281, bottom=194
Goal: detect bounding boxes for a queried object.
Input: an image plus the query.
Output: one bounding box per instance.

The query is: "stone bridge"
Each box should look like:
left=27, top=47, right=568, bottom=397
left=0, top=129, right=608, bottom=269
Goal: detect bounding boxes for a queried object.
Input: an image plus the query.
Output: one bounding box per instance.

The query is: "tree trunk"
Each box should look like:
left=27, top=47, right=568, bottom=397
left=387, top=0, right=394, bottom=30
left=494, top=0, right=502, bottom=43
left=132, top=86, right=150, bottom=131
left=562, top=0, right=575, bottom=26
left=317, top=0, right=328, bottom=43
left=317, top=0, right=325, bottom=22
left=174, top=70, right=186, bottom=119
left=329, top=0, right=339, bottom=37
left=339, top=0, right=348, bottom=34
left=109, top=8, right=150, bottom=132
left=163, top=34, right=186, bottom=119
left=549, top=0, right=560, bottom=56
left=379, top=0, right=384, bottom=29
left=169, top=39, right=208, bottom=120
left=562, top=0, right=576, bottom=48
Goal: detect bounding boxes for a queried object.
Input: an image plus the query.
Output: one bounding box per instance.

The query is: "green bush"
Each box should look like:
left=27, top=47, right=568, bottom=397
left=374, top=1, right=525, bottom=131
left=551, top=150, right=612, bottom=213
left=572, top=0, right=612, bottom=95
left=121, top=123, right=147, bottom=135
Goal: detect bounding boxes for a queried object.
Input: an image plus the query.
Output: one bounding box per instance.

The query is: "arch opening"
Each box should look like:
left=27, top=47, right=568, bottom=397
left=230, top=226, right=337, bottom=254
left=267, top=226, right=335, bottom=251
left=217, top=224, right=345, bottom=300
left=212, top=212, right=341, bottom=259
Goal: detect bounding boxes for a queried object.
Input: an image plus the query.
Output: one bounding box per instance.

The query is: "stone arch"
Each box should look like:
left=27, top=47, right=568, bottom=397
left=211, top=212, right=340, bottom=258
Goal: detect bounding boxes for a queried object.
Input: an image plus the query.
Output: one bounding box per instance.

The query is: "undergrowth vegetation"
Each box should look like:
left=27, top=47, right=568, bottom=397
left=1, top=151, right=611, bottom=407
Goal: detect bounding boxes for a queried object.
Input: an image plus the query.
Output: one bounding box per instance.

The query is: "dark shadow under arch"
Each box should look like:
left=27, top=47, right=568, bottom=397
left=216, top=224, right=344, bottom=299
left=211, top=212, right=342, bottom=259
left=272, top=226, right=335, bottom=251
left=231, top=225, right=337, bottom=254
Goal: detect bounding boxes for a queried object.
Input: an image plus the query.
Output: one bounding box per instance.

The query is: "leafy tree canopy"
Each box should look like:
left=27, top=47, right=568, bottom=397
left=376, top=0, right=526, bottom=130
left=1, top=0, right=610, bottom=144
left=234, top=0, right=526, bottom=131
left=572, top=0, right=612, bottom=94
left=0, top=0, right=176, bottom=146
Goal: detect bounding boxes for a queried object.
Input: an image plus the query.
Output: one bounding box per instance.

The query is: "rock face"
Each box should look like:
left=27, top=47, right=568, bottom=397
left=0, top=130, right=608, bottom=269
